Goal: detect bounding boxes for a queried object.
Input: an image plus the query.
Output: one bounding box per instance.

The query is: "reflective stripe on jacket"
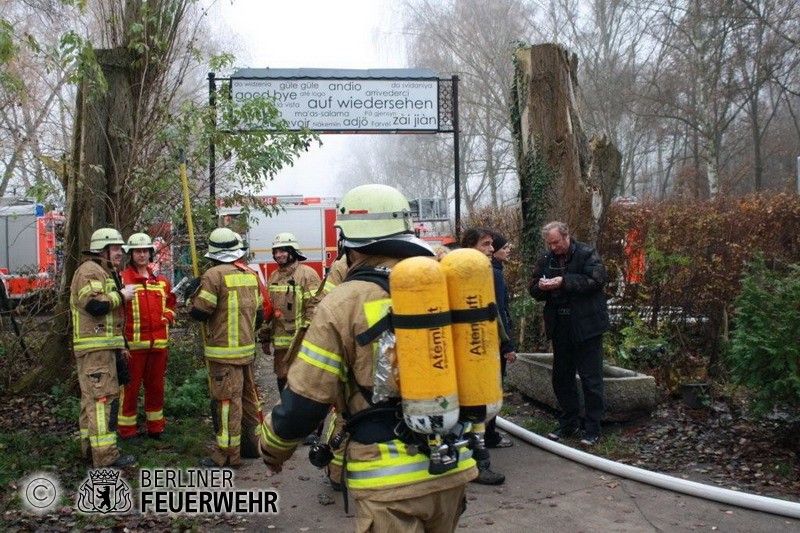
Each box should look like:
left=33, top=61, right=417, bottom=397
left=70, top=257, right=125, bottom=353
left=345, top=439, right=474, bottom=490
left=268, top=262, right=320, bottom=348
left=121, top=265, right=176, bottom=350
left=190, top=263, right=261, bottom=364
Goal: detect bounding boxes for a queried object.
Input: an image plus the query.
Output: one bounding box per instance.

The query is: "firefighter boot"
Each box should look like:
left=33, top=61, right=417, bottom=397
left=472, top=459, right=505, bottom=485
left=470, top=447, right=505, bottom=485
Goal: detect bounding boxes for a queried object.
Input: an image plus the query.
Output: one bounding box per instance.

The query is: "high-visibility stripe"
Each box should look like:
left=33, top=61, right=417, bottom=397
left=363, top=298, right=392, bottom=328
left=298, top=340, right=344, bottom=377
left=218, top=434, right=241, bottom=447
left=262, top=423, right=301, bottom=452
left=78, top=282, right=101, bottom=299
left=346, top=443, right=475, bottom=490
left=96, top=400, right=107, bottom=433
left=273, top=335, right=293, bottom=348
left=228, top=290, right=239, bottom=348
left=128, top=341, right=151, bottom=350
left=146, top=410, right=163, bottom=421
left=118, top=414, right=137, bottom=425
left=323, top=280, right=338, bottom=293
left=80, top=428, right=89, bottom=438
left=225, top=274, right=258, bottom=288
left=379, top=441, right=401, bottom=460
left=73, top=336, right=126, bottom=351
left=219, top=400, right=230, bottom=448
left=204, top=344, right=256, bottom=359
left=129, top=339, right=169, bottom=350
left=90, top=433, right=117, bottom=448
left=294, top=289, right=306, bottom=329
left=105, top=278, right=121, bottom=308
left=91, top=399, right=116, bottom=449
left=198, top=290, right=217, bottom=305
left=131, top=291, right=142, bottom=344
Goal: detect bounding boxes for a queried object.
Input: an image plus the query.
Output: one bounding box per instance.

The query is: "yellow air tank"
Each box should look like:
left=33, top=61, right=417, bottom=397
left=440, top=248, right=503, bottom=423
left=390, top=256, right=460, bottom=435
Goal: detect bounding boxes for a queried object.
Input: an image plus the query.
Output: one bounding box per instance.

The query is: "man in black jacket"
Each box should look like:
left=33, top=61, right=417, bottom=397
left=529, top=221, right=610, bottom=446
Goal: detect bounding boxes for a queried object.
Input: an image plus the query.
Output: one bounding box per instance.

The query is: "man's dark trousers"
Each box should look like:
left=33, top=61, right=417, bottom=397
left=552, top=313, right=605, bottom=436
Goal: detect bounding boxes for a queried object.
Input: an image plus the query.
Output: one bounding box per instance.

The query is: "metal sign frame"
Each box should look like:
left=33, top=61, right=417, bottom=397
left=208, top=69, right=462, bottom=236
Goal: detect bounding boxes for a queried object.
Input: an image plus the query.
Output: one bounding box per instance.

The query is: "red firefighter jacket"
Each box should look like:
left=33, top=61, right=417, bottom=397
left=121, top=265, right=176, bottom=350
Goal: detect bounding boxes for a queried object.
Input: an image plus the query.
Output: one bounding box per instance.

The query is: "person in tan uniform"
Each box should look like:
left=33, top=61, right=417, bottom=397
left=186, top=227, right=267, bottom=468
left=266, top=233, right=320, bottom=392
left=70, top=227, right=137, bottom=468
left=259, top=184, right=477, bottom=532
left=307, top=254, right=349, bottom=487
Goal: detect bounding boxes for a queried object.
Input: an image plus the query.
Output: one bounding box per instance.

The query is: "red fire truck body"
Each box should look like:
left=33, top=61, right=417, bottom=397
left=0, top=200, right=64, bottom=299
left=219, top=196, right=339, bottom=279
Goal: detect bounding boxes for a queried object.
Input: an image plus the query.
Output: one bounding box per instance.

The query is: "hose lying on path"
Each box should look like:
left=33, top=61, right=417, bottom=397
left=497, top=417, right=800, bottom=520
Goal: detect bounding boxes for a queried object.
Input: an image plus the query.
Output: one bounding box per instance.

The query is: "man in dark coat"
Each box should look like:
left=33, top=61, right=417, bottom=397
left=529, top=221, right=610, bottom=446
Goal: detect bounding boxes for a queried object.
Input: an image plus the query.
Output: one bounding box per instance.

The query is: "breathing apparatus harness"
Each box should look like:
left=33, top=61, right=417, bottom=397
left=312, top=265, right=497, bottom=478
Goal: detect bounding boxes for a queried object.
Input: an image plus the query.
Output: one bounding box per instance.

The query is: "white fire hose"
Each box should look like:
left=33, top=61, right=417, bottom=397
left=497, top=417, right=800, bottom=519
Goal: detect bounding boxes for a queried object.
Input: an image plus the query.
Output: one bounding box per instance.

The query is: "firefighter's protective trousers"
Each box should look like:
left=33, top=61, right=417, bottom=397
left=207, top=360, right=264, bottom=466
left=118, top=348, right=168, bottom=437
left=119, top=265, right=175, bottom=438
left=71, top=257, right=126, bottom=467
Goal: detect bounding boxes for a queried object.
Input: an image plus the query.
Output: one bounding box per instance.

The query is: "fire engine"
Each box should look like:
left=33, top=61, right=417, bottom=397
left=218, top=196, right=339, bottom=279
left=218, top=195, right=452, bottom=280
left=0, top=198, right=64, bottom=299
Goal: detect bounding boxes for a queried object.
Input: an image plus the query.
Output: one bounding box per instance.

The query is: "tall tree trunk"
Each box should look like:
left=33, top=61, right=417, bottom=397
left=514, top=44, right=617, bottom=246
left=15, top=48, right=134, bottom=393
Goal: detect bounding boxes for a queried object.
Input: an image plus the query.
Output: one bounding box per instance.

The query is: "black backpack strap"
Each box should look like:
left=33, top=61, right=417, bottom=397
left=344, top=266, right=391, bottom=292
left=356, top=315, right=392, bottom=347
left=343, top=266, right=394, bottom=346
left=450, top=302, right=498, bottom=323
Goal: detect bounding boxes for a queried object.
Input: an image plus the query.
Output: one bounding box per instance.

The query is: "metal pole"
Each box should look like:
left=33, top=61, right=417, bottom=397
left=452, top=75, right=461, bottom=242
left=796, top=156, right=799, bottom=195
left=208, top=72, right=217, bottom=205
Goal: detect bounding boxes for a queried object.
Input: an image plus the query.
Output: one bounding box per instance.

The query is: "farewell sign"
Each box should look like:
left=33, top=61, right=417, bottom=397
left=230, top=77, right=439, bottom=132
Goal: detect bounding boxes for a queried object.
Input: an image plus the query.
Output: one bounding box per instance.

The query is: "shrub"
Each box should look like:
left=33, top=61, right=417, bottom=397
left=164, top=367, right=209, bottom=418
left=163, top=324, right=208, bottom=418
left=599, top=193, right=800, bottom=374
left=727, top=256, right=800, bottom=416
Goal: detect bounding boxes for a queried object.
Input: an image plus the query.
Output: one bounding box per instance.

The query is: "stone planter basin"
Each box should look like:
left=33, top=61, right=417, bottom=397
left=507, top=352, right=656, bottom=422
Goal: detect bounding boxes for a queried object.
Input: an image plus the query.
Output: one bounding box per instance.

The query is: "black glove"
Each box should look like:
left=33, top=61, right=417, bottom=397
left=183, top=277, right=201, bottom=301
left=116, top=350, right=131, bottom=386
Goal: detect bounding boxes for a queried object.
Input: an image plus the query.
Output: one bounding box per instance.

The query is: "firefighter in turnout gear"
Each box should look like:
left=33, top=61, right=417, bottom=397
left=232, top=232, right=274, bottom=324
left=70, top=227, right=137, bottom=467
left=186, top=227, right=268, bottom=468
left=267, top=232, right=320, bottom=392
left=310, top=255, right=349, bottom=489
left=259, top=184, right=477, bottom=532
left=118, top=233, right=176, bottom=440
